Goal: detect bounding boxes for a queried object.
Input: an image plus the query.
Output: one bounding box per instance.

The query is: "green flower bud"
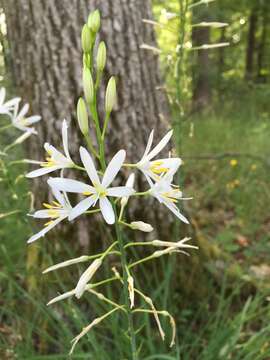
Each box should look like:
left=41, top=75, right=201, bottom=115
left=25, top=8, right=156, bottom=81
left=83, top=67, right=94, bottom=104
left=83, top=53, right=91, bottom=69
left=105, top=77, right=117, bottom=114
left=96, top=41, right=106, bottom=72
left=81, top=24, right=92, bottom=53
left=77, top=98, right=88, bottom=135
left=88, top=10, right=101, bottom=33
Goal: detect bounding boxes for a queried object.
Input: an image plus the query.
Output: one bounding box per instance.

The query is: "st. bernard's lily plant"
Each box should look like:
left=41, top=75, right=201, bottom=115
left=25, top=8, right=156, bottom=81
left=25, top=9, right=196, bottom=359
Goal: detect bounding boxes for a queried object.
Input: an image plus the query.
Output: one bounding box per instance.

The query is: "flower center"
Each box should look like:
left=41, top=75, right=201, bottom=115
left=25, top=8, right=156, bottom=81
left=150, top=160, right=169, bottom=175
left=41, top=150, right=57, bottom=168
left=43, top=201, right=62, bottom=224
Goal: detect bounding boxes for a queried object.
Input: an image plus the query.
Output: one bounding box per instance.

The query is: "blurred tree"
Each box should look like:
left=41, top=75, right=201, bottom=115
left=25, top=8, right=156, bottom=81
left=245, top=3, right=258, bottom=81
left=3, top=0, right=170, bottom=246
left=192, top=5, right=212, bottom=112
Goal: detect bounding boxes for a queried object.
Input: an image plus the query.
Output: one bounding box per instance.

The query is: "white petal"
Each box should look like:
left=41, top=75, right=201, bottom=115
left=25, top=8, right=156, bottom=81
left=24, top=115, right=41, bottom=125
left=141, top=130, right=154, bottom=160
left=30, top=210, right=51, bottom=218
left=0, top=88, right=5, bottom=105
left=75, top=259, right=102, bottom=299
left=17, top=103, right=29, bottom=119
left=50, top=185, right=67, bottom=207
left=26, top=165, right=62, bottom=178
left=80, top=147, right=100, bottom=185
left=102, top=150, right=126, bottom=188
left=48, top=177, right=94, bottom=194
left=126, top=173, right=135, bottom=188
left=107, top=186, right=134, bottom=197
left=27, top=217, right=64, bottom=243
left=47, top=289, right=75, bottom=306
left=99, top=197, right=115, bottom=224
left=62, top=119, right=71, bottom=160
left=4, top=97, right=21, bottom=108
left=69, top=195, right=97, bottom=221
left=45, top=143, right=69, bottom=164
left=146, top=130, right=173, bottom=161
left=163, top=201, right=189, bottom=224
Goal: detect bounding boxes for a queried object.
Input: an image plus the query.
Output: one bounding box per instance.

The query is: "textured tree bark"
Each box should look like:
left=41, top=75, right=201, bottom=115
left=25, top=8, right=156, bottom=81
left=3, top=0, right=171, bottom=246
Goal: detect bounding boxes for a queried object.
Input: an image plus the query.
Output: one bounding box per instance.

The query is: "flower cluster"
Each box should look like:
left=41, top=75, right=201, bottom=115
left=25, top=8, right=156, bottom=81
left=25, top=9, right=196, bottom=356
left=0, top=87, right=41, bottom=137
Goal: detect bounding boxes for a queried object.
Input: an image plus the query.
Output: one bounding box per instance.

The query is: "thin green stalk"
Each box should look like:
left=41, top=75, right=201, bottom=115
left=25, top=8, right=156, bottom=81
left=89, top=73, right=138, bottom=359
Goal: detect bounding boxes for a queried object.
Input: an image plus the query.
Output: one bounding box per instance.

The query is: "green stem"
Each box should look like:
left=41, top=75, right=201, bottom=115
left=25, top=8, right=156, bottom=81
left=83, top=134, right=99, bottom=159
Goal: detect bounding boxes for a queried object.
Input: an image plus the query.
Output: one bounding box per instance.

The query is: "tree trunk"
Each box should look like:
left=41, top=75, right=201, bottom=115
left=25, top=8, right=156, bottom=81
left=3, top=0, right=170, bottom=246
left=256, top=2, right=269, bottom=83
left=245, top=6, right=258, bottom=81
left=192, top=6, right=212, bottom=112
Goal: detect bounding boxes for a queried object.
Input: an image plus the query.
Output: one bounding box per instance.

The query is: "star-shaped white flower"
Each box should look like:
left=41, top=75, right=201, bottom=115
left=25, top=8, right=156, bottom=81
left=27, top=186, right=72, bottom=243
left=12, top=102, right=41, bottom=134
left=0, top=88, right=20, bottom=116
left=136, top=129, right=181, bottom=181
left=148, top=170, right=189, bottom=224
left=49, top=147, right=135, bottom=224
left=26, top=120, right=74, bottom=178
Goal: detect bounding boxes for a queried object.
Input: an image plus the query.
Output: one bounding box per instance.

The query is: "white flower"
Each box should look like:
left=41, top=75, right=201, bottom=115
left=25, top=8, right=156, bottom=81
left=27, top=186, right=72, bottom=243
left=148, top=170, right=189, bottom=224
left=120, top=173, right=135, bottom=207
left=49, top=147, right=135, bottom=224
left=26, top=120, right=74, bottom=177
left=136, top=129, right=181, bottom=181
left=130, top=221, right=153, bottom=232
left=12, top=102, right=41, bottom=134
left=0, top=87, right=20, bottom=116
left=75, top=258, right=102, bottom=299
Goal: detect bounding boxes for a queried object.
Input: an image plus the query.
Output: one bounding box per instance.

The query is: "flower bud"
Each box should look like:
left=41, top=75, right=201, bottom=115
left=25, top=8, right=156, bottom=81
left=75, top=258, right=102, bottom=299
left=88, top=10, right=101, bottom=33
left=127, top=275, right=135, bottom=308
left=83, top=53, right=91, bottom=69
left=81, top=24, right=92, bottom=53
left=83, top=67, right=94, bottom=104
left=105, top=77, right=116, bottom=113
left=96, top=41, right=106, bottom=72
left=130, top=221, right=153, bottom=233
left=77, top=98, right=88, bottom=135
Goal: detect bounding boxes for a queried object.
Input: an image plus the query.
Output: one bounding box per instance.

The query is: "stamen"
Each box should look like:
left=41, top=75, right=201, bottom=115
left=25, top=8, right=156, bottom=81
left=44, top=220, right=54, bottom=226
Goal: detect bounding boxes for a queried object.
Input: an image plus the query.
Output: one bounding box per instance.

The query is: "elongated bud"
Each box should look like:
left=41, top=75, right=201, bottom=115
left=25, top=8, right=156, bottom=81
left=77, top=98, right=89, bottom=135
left=127, top=275, right=135, bottom=308
left=75, top=258, right=102, bottom=299
left=88, top=10, right=101, bottom=33
left=43, top=255, right=90, bottom=274
left=81, top=24, right=92, bottom=53
left=83, top=68, right=94, bottom=104
left=130, top=221, right=153, bottom=233
left=105, top=77, right=116, bottom=113
left=83, top=53, right=91, bottom=69
left=96, top=41, right=106, bottom=72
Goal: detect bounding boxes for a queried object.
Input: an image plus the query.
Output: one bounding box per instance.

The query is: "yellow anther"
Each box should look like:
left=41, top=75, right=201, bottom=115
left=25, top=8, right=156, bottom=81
left=83, top=191, right=92, bottom=196
left=43, top=202, right=53, bottom=209
left=52, top=201, right=61, bottom=207
left=44, top=220, right=54, bottom=227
